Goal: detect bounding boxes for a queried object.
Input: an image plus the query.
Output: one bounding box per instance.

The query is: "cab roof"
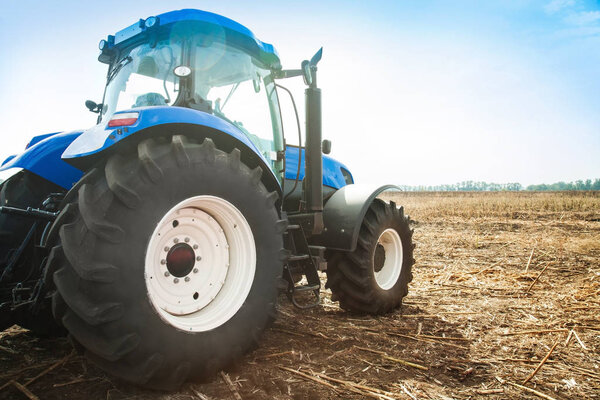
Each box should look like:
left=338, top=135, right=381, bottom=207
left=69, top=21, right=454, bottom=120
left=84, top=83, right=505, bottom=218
left=100, top=9, right=281, bottom=69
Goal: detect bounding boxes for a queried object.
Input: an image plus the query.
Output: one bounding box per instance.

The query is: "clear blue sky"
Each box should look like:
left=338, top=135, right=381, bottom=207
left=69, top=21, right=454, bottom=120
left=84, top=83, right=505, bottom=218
left=0, top=0, right=598, bottom=186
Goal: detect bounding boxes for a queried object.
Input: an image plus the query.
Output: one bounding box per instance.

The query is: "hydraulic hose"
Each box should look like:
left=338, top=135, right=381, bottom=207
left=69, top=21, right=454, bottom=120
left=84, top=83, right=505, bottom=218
left=275, top=83, right=303, bottom=205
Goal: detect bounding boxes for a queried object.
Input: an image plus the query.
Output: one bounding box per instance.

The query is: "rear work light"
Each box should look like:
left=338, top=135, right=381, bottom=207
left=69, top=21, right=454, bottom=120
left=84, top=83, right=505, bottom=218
left=108, top=112, right=139, bottom=127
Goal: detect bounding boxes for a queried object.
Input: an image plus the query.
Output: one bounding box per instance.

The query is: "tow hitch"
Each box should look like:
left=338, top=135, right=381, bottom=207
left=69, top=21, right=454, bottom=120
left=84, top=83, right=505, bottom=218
left=0, top=206, right=59, bottom=221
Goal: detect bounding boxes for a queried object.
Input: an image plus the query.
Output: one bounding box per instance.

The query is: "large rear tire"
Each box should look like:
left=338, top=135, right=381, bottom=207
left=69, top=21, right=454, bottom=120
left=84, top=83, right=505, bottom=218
left=325, top=199, right=414, bottom=314
left=53, top=136, right=284, bottom=390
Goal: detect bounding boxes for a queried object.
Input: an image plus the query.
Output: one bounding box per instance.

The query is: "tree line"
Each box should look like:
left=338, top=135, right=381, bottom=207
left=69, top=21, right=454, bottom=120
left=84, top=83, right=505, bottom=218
left=526, top=179, right=600, bottom=191
left=399, top=179, right=600, bottom=192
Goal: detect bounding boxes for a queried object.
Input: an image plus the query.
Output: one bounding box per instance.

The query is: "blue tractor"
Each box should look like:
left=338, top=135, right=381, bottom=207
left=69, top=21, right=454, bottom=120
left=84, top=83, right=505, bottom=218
left=0, top=10, right=414, bottom=389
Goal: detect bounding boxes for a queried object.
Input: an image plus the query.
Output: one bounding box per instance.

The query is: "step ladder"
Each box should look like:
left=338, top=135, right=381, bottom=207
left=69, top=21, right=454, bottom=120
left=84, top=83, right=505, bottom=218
left=283, top=223, right=321, bottom=309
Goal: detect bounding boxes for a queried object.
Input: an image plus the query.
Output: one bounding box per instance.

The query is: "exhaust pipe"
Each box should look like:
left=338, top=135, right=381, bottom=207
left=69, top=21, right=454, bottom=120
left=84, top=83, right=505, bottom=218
left=304, top=82, right=322, bottom=213
left=303, top=48, right=324, bottom=234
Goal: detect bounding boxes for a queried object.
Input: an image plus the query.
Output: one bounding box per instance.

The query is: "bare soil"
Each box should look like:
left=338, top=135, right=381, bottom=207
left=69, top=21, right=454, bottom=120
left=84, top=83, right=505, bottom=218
left=1, top=191, right=599, bottom=399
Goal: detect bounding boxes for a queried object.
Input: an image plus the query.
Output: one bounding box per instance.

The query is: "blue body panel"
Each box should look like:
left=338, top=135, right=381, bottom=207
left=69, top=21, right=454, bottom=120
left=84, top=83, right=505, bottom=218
left=104, top=9, right=280, bottom=69
left=0, top=131, right=84, bottom=189
left=284, top=146, right=353, bottom=189
left=26, top=132, right=62, bottom=149
left=2, top=155, right=16, bottom=166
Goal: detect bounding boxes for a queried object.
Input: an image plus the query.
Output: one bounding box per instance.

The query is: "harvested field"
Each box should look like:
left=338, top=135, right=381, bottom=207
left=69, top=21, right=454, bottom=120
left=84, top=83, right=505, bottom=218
left=1, top=191, right=598, bottom=399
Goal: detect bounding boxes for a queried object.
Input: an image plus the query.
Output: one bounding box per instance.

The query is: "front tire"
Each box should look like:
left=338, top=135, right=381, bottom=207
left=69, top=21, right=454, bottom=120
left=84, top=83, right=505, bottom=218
left=53, top=136, right=284, bottom=389
left=325, top=199, right=414, bottom=314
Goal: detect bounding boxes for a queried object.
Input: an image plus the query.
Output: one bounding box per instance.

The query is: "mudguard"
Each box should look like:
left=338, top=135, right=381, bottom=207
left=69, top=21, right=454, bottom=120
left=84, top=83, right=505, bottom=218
left=310, top=184, right=401, bottom=252
left=0, top=131, right=84, bottom=189
left=62, top=106, right=281, bottom=194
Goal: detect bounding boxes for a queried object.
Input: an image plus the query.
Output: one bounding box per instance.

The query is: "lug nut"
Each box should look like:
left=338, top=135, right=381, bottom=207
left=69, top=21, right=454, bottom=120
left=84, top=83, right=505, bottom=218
left=184, top=277, right=190, bottom=282
left=193, top=244, right=198, bottom=250
left=173, top=278, right=179, bottom=284
left=164, top=246, right=169, bottom=252
left=196, top=256, right=202, bottom=261
left=160, top=259, right=166, bottom=265
left=164, top=271, right=170, bottom=277
left=193, top=268, right=198, bottom=274
left=185, top=237, right=190, bottom=243
left=174, top=238, right=179, bottom=243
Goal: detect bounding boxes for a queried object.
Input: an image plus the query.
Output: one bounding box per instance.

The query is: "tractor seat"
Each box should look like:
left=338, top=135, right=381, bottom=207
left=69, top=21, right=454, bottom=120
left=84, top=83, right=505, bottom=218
left=133, top=92, right=167, bottom=108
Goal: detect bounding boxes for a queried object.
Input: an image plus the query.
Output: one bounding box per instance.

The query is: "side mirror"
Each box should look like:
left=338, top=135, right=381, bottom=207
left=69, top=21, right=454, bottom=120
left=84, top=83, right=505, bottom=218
left=253, top=73, right=261, bottom=93
left=85, top=100, right=102, bottom=113
left=301, top=48, right=324, bottom=86
left=322, top=139, right=331, bottom=155
left=301, top=60, right=312, bottom=86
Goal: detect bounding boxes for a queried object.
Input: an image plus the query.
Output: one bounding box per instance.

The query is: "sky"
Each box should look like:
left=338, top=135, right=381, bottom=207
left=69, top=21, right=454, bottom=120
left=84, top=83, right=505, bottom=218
left=0, top=0, right=598, bottom=187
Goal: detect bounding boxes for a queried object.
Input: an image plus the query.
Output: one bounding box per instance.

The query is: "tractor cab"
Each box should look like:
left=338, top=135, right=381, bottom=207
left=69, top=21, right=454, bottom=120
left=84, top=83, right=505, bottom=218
left=94, top=10, right=284, bottom=168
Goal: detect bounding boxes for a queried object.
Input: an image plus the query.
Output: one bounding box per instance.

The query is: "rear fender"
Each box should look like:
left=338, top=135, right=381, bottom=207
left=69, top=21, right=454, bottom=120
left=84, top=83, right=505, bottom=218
left=310, top=184, right=401, bottom=252
left=0, top=131, right=84, bottom=190
left=62, top=107, right=282, bottom=197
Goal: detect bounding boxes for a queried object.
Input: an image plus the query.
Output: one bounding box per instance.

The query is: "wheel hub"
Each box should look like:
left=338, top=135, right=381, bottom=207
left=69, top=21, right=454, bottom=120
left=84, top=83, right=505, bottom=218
left=148, top=207, right=229, bottom=316
left=374, top=244, right=386, bottom=273
left=145, top=195, right=256, bottom=332
left=373, top=228, right=403, bottom=290
left=166, top=243, right=196, bottom=277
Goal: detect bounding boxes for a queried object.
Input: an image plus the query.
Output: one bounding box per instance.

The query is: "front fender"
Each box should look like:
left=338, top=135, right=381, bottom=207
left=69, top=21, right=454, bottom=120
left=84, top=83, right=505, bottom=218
left=310, top=184, right=401, bottom=252
left=0, top=131, right=84, bottom=189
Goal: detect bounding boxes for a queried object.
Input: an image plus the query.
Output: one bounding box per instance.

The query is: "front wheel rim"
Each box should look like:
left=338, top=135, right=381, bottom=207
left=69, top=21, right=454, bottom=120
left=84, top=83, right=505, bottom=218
left=373, top=228, right=404, bottom=290
left=145, top=195, right=256, bottom=332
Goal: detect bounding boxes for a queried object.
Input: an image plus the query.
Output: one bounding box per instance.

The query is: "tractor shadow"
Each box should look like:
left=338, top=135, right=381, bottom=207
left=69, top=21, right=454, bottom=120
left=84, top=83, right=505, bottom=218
left=0, top=293, right=485, bottom=400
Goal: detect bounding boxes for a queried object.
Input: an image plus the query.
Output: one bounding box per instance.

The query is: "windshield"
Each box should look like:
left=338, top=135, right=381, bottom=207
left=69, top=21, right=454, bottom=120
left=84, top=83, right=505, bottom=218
left=100, top=31, right=283, bottom=176
left=101, top=39, right=181, bottom=121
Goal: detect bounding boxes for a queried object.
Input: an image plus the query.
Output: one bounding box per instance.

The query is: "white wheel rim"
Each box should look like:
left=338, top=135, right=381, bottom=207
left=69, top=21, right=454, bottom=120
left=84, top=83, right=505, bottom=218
left=145, top=195, right=255, bottom=332
left=374, top=228, right=404, bottom=290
